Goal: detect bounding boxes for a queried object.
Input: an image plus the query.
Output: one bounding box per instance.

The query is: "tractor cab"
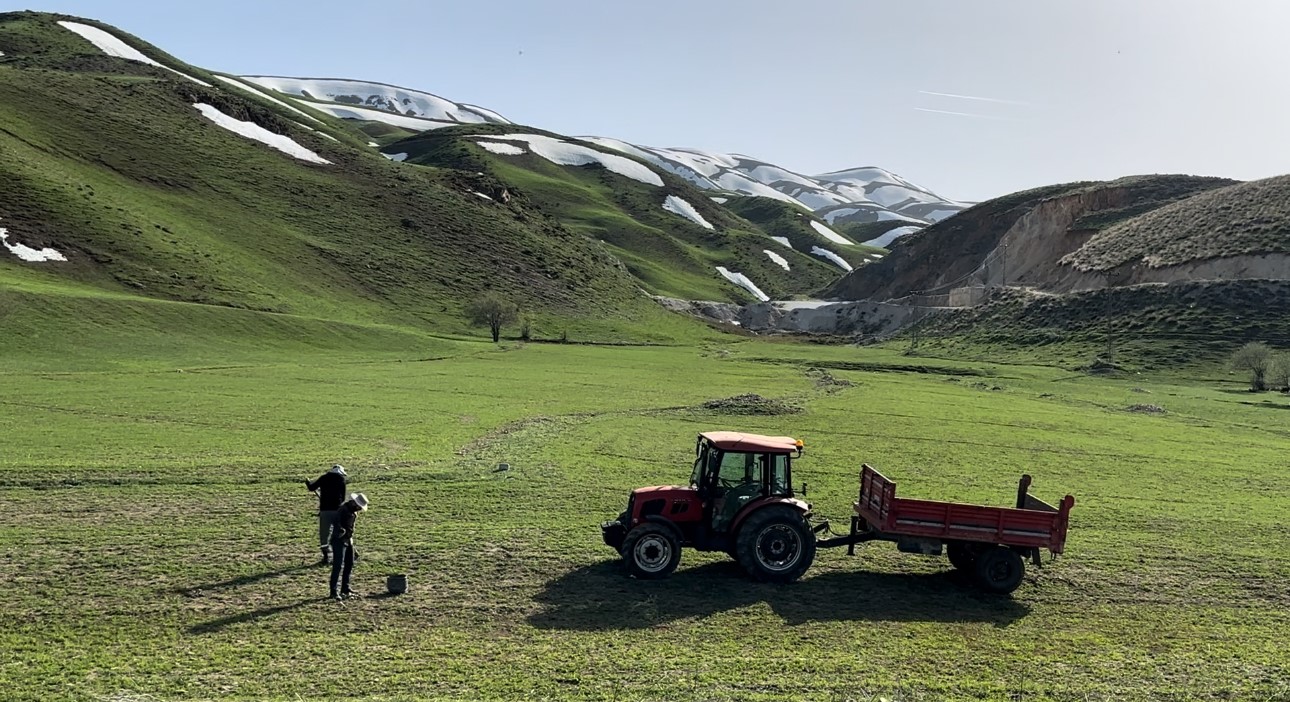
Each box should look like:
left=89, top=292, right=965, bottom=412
left=602, top=431, right=816, bottom=583
left=690, top=431, right=800, bottom=531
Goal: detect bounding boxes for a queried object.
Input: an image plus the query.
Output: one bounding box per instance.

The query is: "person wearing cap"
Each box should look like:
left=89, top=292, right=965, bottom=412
left=329, top=492, right=369, bottom=600
left=305, top=464, right=347, bottom=565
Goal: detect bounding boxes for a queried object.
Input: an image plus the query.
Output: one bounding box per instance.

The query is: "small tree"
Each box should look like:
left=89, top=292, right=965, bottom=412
left=1230, top=341, right=1273, bottom=391
left=465, top=294, right=518, bottom=343
left=1269, top=352, right=1290, bottom=392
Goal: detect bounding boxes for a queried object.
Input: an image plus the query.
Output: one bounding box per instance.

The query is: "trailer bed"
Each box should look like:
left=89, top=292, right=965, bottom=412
left=855, top=464, right=1074, bottom=554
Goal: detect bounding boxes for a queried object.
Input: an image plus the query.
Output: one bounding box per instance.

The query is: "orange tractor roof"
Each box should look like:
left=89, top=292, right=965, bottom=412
left=700, top=431, right=801, bottom=453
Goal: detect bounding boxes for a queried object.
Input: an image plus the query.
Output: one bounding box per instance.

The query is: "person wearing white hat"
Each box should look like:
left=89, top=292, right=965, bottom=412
left=329, top=492, right=369, bottom=600
left=305, top=464, right=348, bottom=565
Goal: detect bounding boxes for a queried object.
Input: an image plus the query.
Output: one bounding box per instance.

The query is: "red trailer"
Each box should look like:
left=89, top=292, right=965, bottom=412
left=818, top=464, right=1075, bottom=593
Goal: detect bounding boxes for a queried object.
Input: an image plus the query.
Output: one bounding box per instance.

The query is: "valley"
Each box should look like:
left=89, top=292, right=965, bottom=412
left=1, top=10, right=1288, bottom=702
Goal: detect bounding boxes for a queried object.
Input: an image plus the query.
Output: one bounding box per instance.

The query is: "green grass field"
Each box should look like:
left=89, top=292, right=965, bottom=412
left=2, top=338, right=1286, bottom=702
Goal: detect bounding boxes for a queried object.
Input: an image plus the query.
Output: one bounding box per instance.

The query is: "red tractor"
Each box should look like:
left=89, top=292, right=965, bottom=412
left=601, top=431, right=818, bottom=583
left=603, top=431, right=1076, bottom=593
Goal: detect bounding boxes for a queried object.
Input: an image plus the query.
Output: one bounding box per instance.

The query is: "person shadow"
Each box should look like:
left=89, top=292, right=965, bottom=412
left=188, top=597, right=326, bottom=634
left=527, top=559, right=1030, bottom=631
left=170, top=564, right=315, bottom=597
left=173, top=563, right=329, bottom=635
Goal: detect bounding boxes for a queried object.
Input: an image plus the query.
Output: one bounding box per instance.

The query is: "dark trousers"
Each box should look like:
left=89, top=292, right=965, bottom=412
left=318, top=510, right=339, bottom=550
left=329, top=539, right=354, bottom=594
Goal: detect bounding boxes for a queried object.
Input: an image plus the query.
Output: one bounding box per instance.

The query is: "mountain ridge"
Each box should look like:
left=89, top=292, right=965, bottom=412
left=232, top=74, right=965, bottom=241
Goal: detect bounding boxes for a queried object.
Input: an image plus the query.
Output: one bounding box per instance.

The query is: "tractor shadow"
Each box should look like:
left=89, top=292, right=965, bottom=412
left=528, top=560, right=1030, bottom=631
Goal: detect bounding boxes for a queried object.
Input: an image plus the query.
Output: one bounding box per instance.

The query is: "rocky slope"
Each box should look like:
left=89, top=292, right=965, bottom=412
left=824, top=175, right=1243, bottom=302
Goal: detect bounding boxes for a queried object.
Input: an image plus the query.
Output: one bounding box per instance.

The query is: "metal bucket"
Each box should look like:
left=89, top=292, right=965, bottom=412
left=386, top=573, right=408, bottom=595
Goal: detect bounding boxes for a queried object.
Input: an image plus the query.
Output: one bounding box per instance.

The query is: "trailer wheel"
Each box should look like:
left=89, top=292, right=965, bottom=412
left=973, top=546, right=1025, bottom=594
left=735, top=506, right=816, bottom=583
left=947, top=541, right=978, bottom=571
left=621, top=523, right=681, bottom=580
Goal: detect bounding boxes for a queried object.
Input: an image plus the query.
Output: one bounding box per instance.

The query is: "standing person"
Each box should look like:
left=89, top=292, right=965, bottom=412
left=305, top=464, right=347, bottom=565
left=330, top=492, right=369, bottom=600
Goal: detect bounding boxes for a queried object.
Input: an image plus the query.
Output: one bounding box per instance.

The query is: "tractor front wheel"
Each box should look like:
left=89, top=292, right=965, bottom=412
left=735, top=506, right=816, bottom=583
left=621, top=523, right=681, bottom=580
left=973, top=545, right=1025, bottom=594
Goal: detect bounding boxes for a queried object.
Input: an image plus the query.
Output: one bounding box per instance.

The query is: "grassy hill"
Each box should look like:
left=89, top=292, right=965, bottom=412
left=825, top=175, right=1239, bottom=301
left=906, top=280, right=1290, bottom=368
left=0, top=11, right=720, bottom=360
left=1064, top=175, right=1290, bottom=271
left=719, top=195, right=886, bottom=266
left=380, top=125, right=858, bottom=301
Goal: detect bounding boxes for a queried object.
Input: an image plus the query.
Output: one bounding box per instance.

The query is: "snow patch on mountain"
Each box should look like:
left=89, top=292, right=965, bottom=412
left=863, top=225, right=922, bottom=248
left=712, top=172, right=805, bottom=207
left=809, top=220, right=852, bottom=246
left=476, top=141, right=525, bottom=156
left=214, top=75, right=323, bottom=125
left=383, top=152, right=408, bottom=162
left=194, top=104, right=330, bottom=164
left=585, top=140, right=960, bottom=223
left=240, top=77, right=509, bottom=125
left=301, top=102, right=461, bottom=131
left=764, top=250, right=790, bottom=271
left=811, top=246, right=853, bottom=272
left=716, top=266, right=769, bottom=301
left=481, top=135, right=663, bottom=186
left=59, top=21, right=211, bottom=87
left=820, top=206, right=922, bottom=225
left=662, top=196, right=713, bottom=229
left=924, top=209, right=962, bottom=222
left=1, top=228, right=66, bottom=262
left=576, top=137, right=658, bottom=163
left=771, top=236, right=793, bottom=249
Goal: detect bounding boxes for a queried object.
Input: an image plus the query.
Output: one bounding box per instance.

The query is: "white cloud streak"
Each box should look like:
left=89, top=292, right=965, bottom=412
left=919, top=90, right=1030, bottom=106
left=913, top=107, right=1009, bottom=120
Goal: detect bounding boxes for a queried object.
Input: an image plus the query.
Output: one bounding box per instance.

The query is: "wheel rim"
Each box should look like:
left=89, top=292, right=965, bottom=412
left=987, top=556, right=1015, bottom=583
left=755, top=524, right=802, bottom=572
left=633, top=534, right=672, bottom=572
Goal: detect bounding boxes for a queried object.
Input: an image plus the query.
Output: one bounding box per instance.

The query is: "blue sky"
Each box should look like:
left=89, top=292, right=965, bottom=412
left=26, top=0, right=1290, bottom=201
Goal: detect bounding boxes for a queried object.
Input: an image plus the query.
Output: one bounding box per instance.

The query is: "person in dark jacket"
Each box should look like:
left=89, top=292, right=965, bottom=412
left=330, top=492, right=369, bottom=599
left=305, top=464, right=347, bottom=565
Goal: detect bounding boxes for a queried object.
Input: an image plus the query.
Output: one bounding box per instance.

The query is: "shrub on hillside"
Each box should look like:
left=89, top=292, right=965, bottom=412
left=1230, top=341, right=1273, bottom=391
left=1269, top=352, right=1290, bottom=392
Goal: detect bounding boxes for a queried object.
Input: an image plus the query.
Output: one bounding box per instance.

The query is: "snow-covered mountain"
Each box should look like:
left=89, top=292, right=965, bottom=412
left=239, top=76, right=511, bottom=127
left=238, top=76, right=965, bottom=245
left=577, top=139, right=966, bottom=229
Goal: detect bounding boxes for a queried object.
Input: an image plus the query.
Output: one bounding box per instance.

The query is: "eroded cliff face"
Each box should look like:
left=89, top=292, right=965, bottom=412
left=824, top=176, right=1242, bottom=302
left=991, top=186, right=1132, bottom=290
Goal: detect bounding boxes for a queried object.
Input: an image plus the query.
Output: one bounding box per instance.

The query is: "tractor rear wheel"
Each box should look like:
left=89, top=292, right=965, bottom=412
left=621, top=523, right=681, bottom=580
left=734, top=506, right=816, bottom=583
left=973, top=546, right=1025, bottom=594
left=946, top=541, right=978, bottom=571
